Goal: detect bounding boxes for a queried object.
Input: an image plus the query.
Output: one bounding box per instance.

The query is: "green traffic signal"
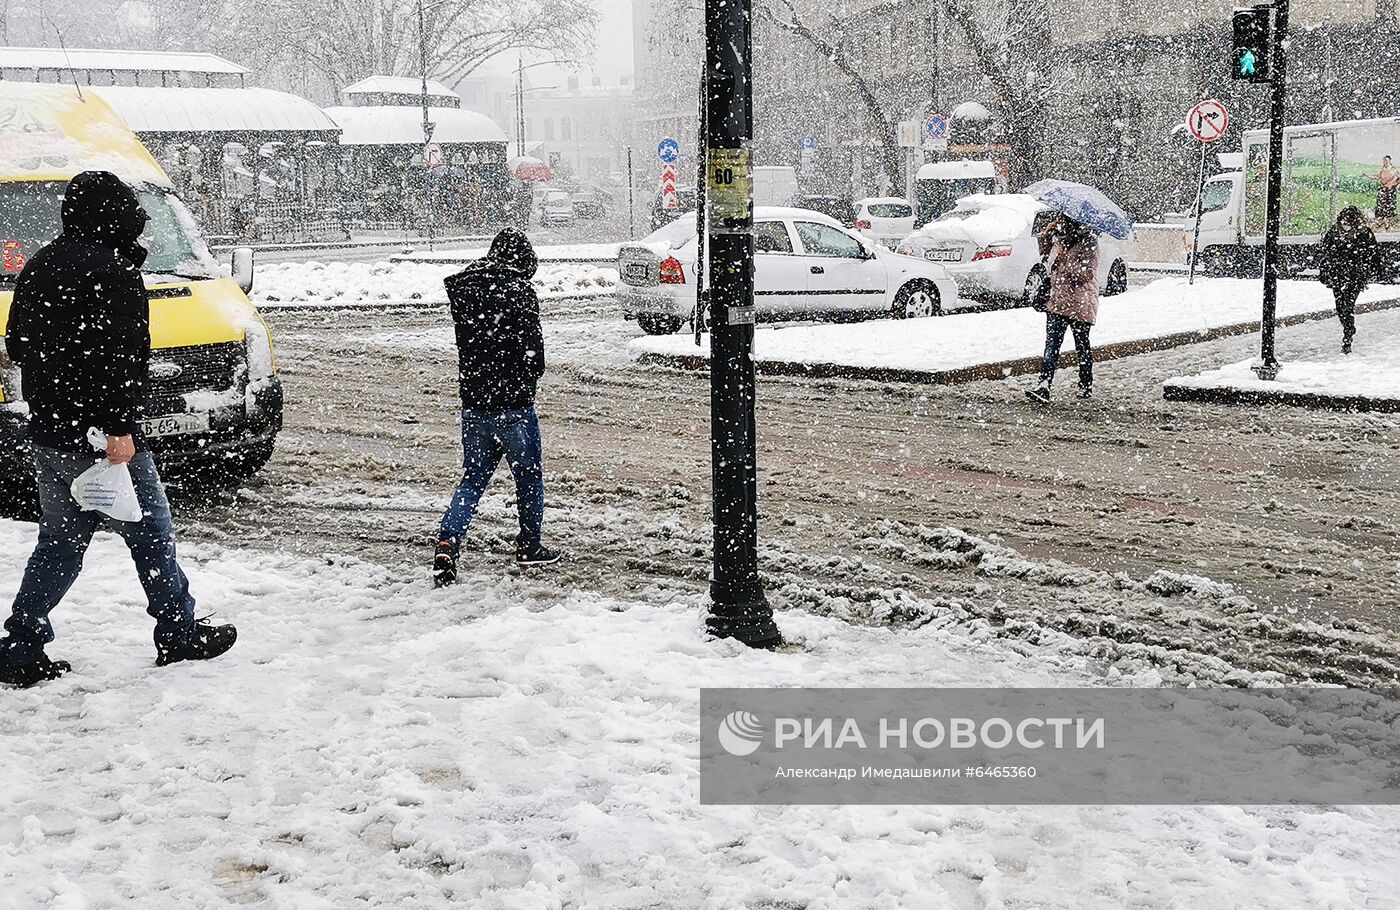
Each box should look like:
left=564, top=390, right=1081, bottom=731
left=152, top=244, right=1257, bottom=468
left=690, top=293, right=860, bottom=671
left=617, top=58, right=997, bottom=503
left=1232, top=7, right=1272, bottom=83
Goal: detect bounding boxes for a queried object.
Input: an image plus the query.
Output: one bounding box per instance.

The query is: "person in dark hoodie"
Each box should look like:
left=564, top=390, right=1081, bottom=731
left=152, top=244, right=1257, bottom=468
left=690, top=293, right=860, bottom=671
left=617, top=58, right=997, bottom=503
left=434, top=227, right=560, bottom=587
left=1319, top=206, right=1382, bottom=354
left=0, top=171, right=236, bottom=689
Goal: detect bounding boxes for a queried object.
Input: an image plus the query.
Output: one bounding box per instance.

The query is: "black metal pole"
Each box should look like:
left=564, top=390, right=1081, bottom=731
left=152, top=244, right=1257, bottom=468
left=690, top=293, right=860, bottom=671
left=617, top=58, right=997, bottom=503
left=695, top=65, right=708, bottom=347
left=1255, top=0, right=1289, bottom=380
left=704, top=0, right=780, bottom=648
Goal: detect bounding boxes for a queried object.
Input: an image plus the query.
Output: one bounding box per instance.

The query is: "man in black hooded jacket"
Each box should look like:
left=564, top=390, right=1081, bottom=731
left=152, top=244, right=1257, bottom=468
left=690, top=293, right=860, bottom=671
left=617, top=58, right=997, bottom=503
left=434, top=228, right=559, bottom=586
left=0, top=171, right=236, bottom=688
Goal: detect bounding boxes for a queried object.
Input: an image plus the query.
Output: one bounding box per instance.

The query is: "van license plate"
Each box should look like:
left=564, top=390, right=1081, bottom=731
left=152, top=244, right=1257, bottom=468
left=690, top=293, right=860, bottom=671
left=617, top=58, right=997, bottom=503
left=140, top=413, right=211, bottom=438
left=624, top=263, right=650, bottom=282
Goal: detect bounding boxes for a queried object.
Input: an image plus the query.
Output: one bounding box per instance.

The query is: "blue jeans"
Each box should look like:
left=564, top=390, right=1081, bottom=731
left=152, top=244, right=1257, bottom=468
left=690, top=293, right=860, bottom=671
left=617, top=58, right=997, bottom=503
left=438, top=407, right=545, bottom=551
left=1040, top=313, right=1094, bottom=389
left=2, top=447, right=197, bottom=660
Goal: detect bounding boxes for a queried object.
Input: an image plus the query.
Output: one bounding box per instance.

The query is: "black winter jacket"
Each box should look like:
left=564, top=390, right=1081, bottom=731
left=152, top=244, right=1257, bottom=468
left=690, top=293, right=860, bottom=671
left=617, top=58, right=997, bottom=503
left=6, top=171, right=152, bottom=453
left=445, top=228, right=545, bottom=413
left=1319, top=224, right=1381, bottom=293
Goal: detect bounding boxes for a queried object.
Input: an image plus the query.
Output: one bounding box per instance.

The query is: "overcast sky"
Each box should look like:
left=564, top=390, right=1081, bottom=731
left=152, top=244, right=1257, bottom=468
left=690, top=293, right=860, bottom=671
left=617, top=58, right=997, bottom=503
left=480, top=0, right=634, bottom=88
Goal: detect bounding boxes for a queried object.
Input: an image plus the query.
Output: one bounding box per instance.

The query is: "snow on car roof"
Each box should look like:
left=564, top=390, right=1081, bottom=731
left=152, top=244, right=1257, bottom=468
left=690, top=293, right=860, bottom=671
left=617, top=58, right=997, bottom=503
left=909, top=193, right=1046, bottom=247
left=0, top=82, right=171, bottom=186
left=857, top=197, right=911, bottom=206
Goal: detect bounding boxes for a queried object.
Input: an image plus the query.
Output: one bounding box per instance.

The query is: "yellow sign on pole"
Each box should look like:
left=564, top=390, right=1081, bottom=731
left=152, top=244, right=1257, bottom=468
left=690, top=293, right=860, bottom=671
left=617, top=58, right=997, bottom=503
left=707, top=147, right=752, bottom=232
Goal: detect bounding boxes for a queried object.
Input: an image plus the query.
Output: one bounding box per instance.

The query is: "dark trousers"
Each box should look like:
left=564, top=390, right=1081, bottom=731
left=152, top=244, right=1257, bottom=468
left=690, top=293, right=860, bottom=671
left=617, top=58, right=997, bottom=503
left=438, top=407, right=545, bottom=551
left=1039, top=313, right=1094, bottom=389
left=2, top=447, right=197, bottom=661
left=1333, top=285, right=1361, bottom=340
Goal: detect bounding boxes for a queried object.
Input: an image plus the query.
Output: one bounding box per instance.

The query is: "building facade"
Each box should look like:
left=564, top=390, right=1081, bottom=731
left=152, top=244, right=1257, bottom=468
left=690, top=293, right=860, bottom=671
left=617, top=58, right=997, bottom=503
left=629, top=0, right=1400, bottom=218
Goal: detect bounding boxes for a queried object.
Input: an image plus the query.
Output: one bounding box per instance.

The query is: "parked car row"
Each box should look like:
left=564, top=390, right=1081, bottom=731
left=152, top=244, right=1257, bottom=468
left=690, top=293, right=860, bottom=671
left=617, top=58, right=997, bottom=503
left=620, top=191, right=1131, bottom=335
left=536, top=184, right=615, bottom=226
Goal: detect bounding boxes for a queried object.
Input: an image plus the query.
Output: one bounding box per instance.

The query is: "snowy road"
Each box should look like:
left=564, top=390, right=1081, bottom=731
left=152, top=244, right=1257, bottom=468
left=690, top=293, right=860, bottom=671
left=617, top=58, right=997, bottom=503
left=6, top=293, right=1400, bottom=906
left=151, top=294, right=1400, bottom=686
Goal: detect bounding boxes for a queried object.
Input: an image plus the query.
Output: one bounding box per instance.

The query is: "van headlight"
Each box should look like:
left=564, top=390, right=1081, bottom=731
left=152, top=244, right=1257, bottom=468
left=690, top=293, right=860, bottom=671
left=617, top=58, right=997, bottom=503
left=243, top=318, right=276, bottom=382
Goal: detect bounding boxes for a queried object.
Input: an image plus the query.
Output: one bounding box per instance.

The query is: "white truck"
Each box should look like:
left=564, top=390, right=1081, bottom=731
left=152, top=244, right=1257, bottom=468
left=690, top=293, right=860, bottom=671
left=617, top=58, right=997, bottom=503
left=752, top=166, right=799, bottom=206
left=912, top=160, right=1001, bottom=227
left=1187, top=116, right=1400, bottom=278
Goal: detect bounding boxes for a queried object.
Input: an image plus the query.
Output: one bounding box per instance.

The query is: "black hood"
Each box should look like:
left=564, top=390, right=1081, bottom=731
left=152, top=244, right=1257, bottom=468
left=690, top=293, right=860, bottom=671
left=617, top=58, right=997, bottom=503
left=485, top=227, right=537, bottom=279
left=61, top=170, right=150, bottom=267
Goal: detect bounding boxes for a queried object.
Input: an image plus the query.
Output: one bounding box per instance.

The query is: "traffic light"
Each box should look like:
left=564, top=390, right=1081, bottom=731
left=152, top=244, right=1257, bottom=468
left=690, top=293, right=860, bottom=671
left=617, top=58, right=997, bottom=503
left=1232, top=6, right=1272, bottom=83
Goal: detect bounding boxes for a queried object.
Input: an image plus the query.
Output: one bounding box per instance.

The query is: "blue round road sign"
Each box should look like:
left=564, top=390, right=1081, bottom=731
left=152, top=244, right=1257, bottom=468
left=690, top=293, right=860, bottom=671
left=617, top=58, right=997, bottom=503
left=923, top=115, right=949, bottom=142
left=801, top=135, right=818, bottom=150
left=658, top=138, right=680, bottom=164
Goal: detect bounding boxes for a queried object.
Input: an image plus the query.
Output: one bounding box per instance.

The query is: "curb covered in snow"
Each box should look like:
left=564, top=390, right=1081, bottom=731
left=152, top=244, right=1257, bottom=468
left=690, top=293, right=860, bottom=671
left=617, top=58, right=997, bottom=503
left=638, top=293, right=1400, bottom=386
left=1162, top=382, right=1400, bottom=413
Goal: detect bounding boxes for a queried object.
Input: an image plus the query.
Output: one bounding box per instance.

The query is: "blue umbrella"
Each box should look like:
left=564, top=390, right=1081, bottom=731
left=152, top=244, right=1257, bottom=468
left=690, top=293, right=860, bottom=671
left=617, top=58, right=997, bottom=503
left=1024, top=179, right=1134, bottom=240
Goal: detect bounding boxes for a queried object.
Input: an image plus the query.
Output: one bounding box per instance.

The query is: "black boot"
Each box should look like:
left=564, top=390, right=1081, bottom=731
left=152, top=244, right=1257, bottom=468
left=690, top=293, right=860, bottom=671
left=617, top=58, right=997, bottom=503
left=516, top=543, right=561, bottom=568
left=156, top=619, right=238, bottom=667
left=432, top=540, right=459, bottom=588
left=0, top=653, right=71, bottom=688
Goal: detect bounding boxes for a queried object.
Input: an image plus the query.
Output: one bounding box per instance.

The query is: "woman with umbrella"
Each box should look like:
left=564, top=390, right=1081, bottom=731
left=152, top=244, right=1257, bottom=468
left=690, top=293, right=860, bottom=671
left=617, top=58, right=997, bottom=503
left=1021, top=180, right=1133, bottom=403
left=1026, top=214, right=1101, bottom=402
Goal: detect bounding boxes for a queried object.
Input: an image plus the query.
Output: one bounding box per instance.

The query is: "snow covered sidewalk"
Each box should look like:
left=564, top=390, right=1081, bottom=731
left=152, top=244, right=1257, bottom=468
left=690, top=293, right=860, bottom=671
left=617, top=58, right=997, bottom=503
left=4, top=519, right=1400, bottom=907
left=252, top=259, right=617, bottom=310
left=632, top=278, right=1400, bottom=384
left=1164, top=317, right=1400, bottom=411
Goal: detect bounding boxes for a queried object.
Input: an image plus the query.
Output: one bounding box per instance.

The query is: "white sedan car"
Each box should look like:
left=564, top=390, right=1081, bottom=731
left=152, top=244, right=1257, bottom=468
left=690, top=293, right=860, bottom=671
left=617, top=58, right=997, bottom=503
left=854, top=197, right=916, bottom=248
left=617, top=206, right=959, bottom=335
left=896, top=193, right=1129, bottom=306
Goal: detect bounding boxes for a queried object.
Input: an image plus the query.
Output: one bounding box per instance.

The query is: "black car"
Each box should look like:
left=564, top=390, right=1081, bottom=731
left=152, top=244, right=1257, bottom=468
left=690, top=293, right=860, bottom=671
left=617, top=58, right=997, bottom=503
left=788, top=194, right=857, bottom=227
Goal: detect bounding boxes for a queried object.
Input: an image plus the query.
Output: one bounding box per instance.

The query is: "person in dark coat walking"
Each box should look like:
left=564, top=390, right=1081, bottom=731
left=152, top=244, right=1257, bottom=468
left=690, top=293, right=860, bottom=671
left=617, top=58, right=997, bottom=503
left=1319, top=206, right=1382, bottom=355
left=0, top=171, right=236, bottom=689
left=1026, top=215, right=1100, bottom=403
left=434, top=227, right=559, bottom=587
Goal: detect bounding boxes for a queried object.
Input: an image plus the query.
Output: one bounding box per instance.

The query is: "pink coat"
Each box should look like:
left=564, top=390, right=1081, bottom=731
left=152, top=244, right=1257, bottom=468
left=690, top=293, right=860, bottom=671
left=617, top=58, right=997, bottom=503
left=1041, top=234, right=1101, bottom=325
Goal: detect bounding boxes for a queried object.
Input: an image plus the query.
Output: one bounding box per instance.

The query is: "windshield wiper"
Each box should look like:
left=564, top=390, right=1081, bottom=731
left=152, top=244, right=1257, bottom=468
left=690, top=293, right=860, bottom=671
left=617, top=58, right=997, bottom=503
left=144, top=269, right=212, bottom=282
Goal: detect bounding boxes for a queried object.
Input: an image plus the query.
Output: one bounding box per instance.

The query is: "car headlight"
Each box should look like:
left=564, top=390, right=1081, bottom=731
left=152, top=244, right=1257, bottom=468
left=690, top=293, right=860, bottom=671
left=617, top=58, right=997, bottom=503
left=895, top=244, right=916, bottom=257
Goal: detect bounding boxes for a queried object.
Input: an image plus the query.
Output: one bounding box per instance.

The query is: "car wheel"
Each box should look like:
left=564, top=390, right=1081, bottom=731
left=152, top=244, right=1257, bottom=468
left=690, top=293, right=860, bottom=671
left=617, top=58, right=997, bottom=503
left=893, top=280, right=941, bottom=319
left=1022, top=265, right=1049, bottom=310
left=637, top=314, right=684, bottom=335
left=1105, top=260, right=1128, bottom=296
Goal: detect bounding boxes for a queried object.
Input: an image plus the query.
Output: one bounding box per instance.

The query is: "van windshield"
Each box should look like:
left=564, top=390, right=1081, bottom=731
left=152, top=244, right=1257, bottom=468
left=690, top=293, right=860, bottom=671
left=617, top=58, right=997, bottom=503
left=0, top=181, right=221, bottom=283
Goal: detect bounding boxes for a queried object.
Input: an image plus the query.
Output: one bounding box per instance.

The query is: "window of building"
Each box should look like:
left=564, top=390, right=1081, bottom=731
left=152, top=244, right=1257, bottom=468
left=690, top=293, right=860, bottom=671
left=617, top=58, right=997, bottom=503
left=561, top=116, right=572, bottom=140
left=87, top=69, right=115, bottom=87
left=544, top=118, right=555, bottom=141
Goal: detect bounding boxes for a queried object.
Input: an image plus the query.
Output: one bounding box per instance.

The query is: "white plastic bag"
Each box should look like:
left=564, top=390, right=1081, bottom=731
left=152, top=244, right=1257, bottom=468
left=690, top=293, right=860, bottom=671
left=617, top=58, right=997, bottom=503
left=70, top=429, right=144, bottom=523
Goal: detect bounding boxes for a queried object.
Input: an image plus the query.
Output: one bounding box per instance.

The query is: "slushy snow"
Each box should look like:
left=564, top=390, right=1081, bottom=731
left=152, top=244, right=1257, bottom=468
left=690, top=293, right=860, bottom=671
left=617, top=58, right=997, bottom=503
left=3, top=519, right=1398, bottom=908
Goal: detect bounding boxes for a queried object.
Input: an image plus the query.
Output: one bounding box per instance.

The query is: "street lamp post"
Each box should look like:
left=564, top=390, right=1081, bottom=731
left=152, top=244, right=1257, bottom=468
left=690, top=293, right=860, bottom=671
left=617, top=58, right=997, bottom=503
left=703, top=0, right=781, bottom=648
left=417, top=0, right=439, bottom=249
